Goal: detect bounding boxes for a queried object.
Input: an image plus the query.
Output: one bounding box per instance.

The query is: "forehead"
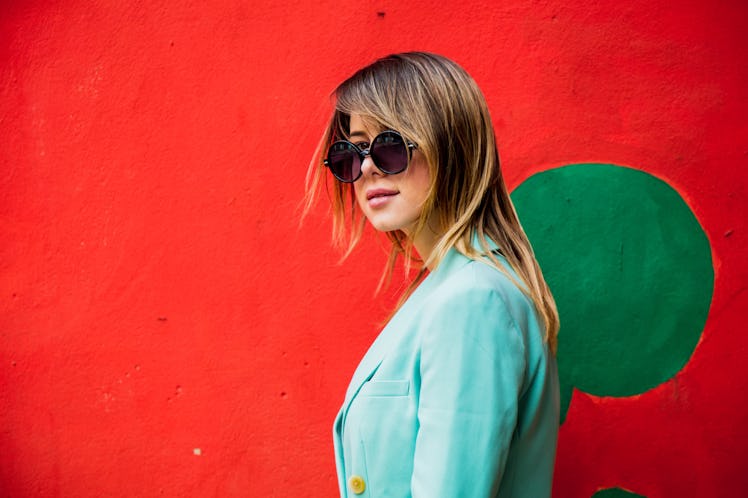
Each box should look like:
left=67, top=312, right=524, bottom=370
left=347, top=113, right=383, bottom=139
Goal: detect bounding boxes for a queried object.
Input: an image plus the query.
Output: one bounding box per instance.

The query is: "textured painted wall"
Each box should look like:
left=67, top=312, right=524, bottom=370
left=1, top=0, right=746, bottom=496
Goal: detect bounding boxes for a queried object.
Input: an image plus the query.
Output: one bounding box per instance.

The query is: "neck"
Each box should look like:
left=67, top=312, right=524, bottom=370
left=407, top=223, right=442, bottom=271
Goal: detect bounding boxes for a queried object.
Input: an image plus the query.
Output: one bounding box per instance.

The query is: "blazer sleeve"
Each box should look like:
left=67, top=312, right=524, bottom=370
left=411, top=283, right=527, bottom=498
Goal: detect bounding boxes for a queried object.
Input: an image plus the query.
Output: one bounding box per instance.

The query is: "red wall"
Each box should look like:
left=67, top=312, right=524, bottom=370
left=2, top=1, right=746, bottom=496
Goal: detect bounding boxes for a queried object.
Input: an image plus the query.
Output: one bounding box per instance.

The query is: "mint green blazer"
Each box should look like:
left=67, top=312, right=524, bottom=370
left=332, top=246, right=559, bottom=497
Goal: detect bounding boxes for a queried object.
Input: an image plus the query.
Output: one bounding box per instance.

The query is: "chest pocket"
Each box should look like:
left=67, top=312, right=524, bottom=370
left=358, top=380, right=410, bottom=397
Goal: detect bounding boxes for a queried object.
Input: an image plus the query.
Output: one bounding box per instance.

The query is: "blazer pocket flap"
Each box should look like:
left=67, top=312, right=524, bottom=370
left=359, top=380, right=410, bottom=397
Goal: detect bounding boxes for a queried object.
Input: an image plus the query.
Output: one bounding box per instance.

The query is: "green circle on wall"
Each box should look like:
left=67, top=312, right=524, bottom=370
left=511, top=164, right=713, bottom=420
left=592, top=488, right=646, bottom=498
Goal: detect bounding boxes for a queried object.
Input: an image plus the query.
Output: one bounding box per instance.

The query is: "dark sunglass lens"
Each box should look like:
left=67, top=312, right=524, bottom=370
left=328, top=142, right=360, bottom=182
left=371, top=132, right=408, bottom=174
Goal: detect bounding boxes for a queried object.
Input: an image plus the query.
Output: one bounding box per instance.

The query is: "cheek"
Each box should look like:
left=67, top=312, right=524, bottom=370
left=353, top=183, right=367, bottom=207
left=407, top=159, right=432, bottom=203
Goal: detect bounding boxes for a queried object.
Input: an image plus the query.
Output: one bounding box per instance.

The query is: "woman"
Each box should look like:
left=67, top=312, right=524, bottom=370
left=305, top=52, right=560, bottom=498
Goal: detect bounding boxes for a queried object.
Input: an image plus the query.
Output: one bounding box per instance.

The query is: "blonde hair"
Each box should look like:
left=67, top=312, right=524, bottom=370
left=304, top=52, right=558, bottom=353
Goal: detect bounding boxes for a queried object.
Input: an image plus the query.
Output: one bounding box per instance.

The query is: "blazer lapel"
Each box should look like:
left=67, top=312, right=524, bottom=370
left=341, top=272, right=433, bottom=405
left=337, top=249, right=471, bottom=422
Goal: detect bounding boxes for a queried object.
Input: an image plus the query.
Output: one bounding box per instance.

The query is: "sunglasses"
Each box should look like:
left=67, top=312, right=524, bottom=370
left=324, top=130, right=418, bottom=183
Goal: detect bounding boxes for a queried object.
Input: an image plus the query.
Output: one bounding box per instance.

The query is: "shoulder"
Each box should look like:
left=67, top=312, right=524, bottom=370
left=416, top=253, right=547, bottom=354
left=430, top=254, right=533, bottom=316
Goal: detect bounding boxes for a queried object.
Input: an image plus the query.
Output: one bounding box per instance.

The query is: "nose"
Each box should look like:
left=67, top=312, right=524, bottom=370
left=359, top=150, right=381, bottom=179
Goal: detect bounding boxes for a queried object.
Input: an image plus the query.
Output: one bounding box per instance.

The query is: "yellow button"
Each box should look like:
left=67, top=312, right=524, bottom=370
left=348, top=475, right=366, bottom=495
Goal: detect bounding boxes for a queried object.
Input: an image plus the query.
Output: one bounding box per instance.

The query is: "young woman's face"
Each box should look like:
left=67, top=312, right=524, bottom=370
left=350, top=114, right=432, bottom=235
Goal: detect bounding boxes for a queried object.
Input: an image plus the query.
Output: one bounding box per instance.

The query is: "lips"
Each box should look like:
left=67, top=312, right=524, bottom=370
left=366, top=188, right=398, bottom=200
left=365, top=188, right=398, bottom=208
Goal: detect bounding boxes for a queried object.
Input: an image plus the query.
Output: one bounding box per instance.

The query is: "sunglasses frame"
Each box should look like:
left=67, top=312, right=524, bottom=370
left=324, top=130, right=418, bottom=183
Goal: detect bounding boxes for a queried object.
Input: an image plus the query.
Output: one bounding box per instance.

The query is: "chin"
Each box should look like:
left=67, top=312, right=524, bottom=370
left=367, top=216, right=415, bottom=234
left=365, top=215, right=396, bottom=232
left=368, top=221, right=399, bottom=233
